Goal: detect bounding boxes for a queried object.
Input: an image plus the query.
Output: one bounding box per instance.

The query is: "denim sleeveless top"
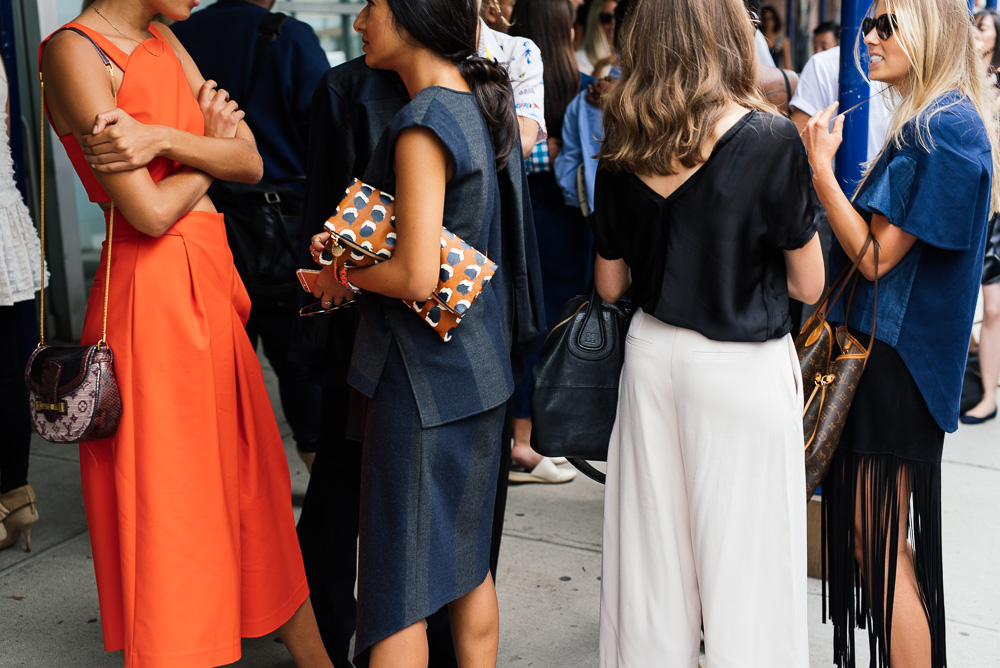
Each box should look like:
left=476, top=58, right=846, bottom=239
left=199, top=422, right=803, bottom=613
left=347, top=87, right=514, bottom=427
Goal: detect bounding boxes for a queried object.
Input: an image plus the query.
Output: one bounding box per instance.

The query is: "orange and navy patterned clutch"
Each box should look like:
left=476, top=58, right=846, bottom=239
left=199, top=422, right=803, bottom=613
left=322, top=179, right=498, bottom=342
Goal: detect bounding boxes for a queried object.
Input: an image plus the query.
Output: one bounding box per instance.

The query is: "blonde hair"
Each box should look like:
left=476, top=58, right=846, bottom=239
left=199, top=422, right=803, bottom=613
left=582, top=0, right=613, bottom=68
left=856, top=0, right=1000, bottom=213
left=598, top=0, right=776, bottom=175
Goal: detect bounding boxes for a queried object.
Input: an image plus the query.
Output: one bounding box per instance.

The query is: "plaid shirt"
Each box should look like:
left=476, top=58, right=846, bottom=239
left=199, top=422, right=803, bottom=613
left=524, top=140, right=549, bottom=175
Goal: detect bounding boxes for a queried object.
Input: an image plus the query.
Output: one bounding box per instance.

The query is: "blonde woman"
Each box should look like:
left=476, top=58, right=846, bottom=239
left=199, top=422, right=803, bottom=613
left=593, top=0, right=824, bottom=665
left=575, top=0, right=616, bottom=76
left=803, top=1, right=998, bottom=666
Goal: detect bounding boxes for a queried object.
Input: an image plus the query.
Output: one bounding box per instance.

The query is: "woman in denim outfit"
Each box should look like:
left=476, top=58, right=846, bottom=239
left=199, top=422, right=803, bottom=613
left=804, top=1, right=1000, bottom=666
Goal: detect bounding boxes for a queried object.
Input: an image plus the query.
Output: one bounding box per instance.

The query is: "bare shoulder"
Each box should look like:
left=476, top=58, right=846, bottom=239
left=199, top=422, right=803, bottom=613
left=41, top=27, right=119, bottom=135
left=42, top=27, right=104, bottom=74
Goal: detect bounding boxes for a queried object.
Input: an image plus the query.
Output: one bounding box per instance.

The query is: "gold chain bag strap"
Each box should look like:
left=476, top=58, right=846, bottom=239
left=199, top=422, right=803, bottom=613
left=796, top=233, right=879, bottom=501
left=24, top=28, right=121, bottom=443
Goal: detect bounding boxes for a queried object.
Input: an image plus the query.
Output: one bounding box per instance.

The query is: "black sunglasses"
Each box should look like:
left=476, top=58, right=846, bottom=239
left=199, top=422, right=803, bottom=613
left=862, top=13, right=897, bottom=40
left=598, top=12, right=615, bottom=24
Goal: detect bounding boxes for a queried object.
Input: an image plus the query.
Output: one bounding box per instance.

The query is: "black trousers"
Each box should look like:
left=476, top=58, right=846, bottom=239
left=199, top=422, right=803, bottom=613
left=245, top=296, right=323, bottom=451
left=296, top=327, right=513, bottom=668
left=0, top=300, right=38, bottom=493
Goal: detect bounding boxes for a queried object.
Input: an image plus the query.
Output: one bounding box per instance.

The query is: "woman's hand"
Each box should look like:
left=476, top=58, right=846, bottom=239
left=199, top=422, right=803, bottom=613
left=312, top=263, right=355, bottom=308
left=198, top=80, right=244, bottom=139
left=801, top=102, right=844, bottom=174
left=585, top=76, right=614, bottom=108
left=80, top=109, right=165, bottom=172
left=310, top=231, right=332, bottom=266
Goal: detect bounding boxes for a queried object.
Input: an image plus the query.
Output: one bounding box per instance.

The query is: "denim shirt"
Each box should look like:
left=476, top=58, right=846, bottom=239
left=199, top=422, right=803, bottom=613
left=829, top=91, right=993, bottom=432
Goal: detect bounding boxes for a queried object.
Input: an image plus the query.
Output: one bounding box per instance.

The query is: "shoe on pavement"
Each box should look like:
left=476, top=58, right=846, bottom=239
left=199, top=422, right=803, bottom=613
left=509, top=457, right=577, bottom=484
left=959, top=407, right=997, bottom=424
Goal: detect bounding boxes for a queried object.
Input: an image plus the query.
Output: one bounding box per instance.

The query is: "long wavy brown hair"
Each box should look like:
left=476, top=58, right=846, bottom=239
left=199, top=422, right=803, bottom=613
left=598, top=0, right=775, bottom=175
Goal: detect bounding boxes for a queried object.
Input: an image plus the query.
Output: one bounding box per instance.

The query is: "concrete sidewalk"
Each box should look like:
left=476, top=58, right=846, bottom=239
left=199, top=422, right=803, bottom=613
left=1, top=354, right=998, bottom=667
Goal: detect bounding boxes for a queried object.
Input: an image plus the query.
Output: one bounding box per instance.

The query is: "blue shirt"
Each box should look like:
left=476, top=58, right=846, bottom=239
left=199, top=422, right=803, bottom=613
left=830, top=90, right=993, bottom=432
left=172, top=0, right=329, bottom=185
left=553, top=68, right=617, bottom=211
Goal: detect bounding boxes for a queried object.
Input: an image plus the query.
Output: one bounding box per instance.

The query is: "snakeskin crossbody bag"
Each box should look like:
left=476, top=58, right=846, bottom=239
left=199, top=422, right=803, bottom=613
left=320, top=179, right=498, bottom=342
left=25, top=28, right=121, bottom=443
left=796, top=234, right=879, bottom=500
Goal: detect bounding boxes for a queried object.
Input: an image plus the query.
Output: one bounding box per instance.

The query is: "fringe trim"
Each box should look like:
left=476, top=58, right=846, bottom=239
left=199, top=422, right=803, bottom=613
left=822, top=451, right=947, bottom=668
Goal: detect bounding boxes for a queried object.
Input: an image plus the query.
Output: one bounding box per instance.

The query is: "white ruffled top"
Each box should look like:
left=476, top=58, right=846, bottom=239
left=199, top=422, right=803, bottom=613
left=0, top=69, right=45, bottom=306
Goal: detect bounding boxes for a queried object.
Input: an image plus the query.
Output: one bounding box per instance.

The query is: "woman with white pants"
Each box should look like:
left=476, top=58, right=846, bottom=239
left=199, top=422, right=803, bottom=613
left=591, top=0, right=825, bottom=665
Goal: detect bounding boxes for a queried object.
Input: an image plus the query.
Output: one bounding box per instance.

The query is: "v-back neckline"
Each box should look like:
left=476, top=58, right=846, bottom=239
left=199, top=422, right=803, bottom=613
left=630, top=110, right=755, bottom=204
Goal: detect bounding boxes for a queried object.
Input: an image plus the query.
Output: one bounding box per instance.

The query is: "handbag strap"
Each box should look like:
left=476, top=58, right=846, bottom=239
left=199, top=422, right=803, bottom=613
left=38, top=27, right=117, bottom=347
left=798, top=233, right=878, bottom=343
left=842, top=238, right=880, bottom=359
left=246, top=12, right=290, bottom=104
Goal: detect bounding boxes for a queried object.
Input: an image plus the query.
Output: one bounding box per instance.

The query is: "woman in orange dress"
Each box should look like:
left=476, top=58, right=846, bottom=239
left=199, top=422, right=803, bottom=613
left=39, top=1, right=332, bottom=665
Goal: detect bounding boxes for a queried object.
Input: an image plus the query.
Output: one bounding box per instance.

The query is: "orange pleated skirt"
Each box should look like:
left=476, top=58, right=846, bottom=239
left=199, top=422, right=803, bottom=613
left=79, top=210, right=308, bottom=667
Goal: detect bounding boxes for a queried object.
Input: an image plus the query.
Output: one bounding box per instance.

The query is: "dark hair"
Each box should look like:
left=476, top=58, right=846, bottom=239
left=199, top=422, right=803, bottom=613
left=613, top=0, right=632, bottom=48
left=509, top=0, right=577, bottom=140
left=975, top=8, right=1000, bottom=73
left=386, top=0, right=518, bottom=168
left=813, top=21, right=840, bottom=38
left=760, top=5, right=781, bottom=33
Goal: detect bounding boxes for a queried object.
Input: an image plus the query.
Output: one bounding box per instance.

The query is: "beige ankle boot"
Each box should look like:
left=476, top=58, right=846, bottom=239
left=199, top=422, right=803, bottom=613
left=0, top=484, right=39, bottom=552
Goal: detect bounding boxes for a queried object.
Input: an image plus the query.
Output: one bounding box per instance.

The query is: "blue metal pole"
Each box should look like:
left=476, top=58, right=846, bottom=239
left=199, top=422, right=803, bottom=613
left=836, top=0, right=870, bottom=193
left=989, top=0, right=998, bottom=11
left=819, top=0, right=827, bottom=23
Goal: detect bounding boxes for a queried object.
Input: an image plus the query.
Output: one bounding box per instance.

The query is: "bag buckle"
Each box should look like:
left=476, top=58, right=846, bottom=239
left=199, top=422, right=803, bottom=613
left=35, top=400, right=66, bottom=413
left=264, top=191, right=281, bottom=204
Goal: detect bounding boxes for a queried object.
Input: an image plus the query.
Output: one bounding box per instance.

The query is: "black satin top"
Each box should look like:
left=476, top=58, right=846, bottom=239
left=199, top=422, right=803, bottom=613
left=591, top=111, right=820, bottom=342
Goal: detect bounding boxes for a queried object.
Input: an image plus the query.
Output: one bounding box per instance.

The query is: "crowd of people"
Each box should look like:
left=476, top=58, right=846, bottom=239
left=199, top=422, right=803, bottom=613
left=1, top=0, right=997, bottom=667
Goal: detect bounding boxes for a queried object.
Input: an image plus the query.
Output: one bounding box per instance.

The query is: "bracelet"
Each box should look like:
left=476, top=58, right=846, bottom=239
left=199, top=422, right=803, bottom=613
left=337, top=264, right=362, bottom=294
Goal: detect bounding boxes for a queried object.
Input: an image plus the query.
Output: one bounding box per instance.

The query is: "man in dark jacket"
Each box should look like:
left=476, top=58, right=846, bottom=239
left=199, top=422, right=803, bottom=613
left=173, top=0, right=330, bottom=467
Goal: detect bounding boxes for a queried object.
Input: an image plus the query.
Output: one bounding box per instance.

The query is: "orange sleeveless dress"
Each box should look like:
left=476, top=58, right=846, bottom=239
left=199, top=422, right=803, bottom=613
left=40, top=23, right=308, bottom=666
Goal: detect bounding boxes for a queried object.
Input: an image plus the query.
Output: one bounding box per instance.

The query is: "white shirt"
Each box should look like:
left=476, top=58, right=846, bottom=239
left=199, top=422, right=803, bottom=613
left=755, top=30, right=776, bottom=68
left=789, top=45, right=892, bottom=164
left=574, top=48, right=594, bottom=76
left=478, top=20, right=547, bottom=144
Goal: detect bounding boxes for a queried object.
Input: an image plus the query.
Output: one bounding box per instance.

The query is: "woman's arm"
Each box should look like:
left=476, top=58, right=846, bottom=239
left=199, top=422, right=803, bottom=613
left=79, top=23, right=263, bottom=183
left=784, top=233, right=825, bottom=304
left=517, top=118, right=540, bottom=160
left=595, top=256, right=631, bottom=304
left=42, top=31, right=212, bottom=237
left=802, top=103, right=916, bottom=281
left=312, top=126, right=452, bottom=306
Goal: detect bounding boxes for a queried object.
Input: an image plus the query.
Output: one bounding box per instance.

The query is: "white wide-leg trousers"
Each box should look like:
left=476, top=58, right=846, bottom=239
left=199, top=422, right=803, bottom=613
left=599, top=309, right=809, bottom=668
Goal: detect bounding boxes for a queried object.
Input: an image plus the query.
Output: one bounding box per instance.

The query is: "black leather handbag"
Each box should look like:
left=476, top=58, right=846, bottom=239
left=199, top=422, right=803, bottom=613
left=530, top=286, right=632, bottom=484
left=983, top=213, right=1000, bottom=285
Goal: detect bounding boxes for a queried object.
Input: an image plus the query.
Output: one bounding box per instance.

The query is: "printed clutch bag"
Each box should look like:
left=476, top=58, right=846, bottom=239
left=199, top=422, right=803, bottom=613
left=323, top=179, right=498, bottom=341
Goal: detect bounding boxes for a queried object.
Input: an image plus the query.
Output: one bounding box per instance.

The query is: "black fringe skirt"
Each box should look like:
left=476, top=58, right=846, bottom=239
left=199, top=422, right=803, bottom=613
left=823, top=335, right=947, bottom=668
